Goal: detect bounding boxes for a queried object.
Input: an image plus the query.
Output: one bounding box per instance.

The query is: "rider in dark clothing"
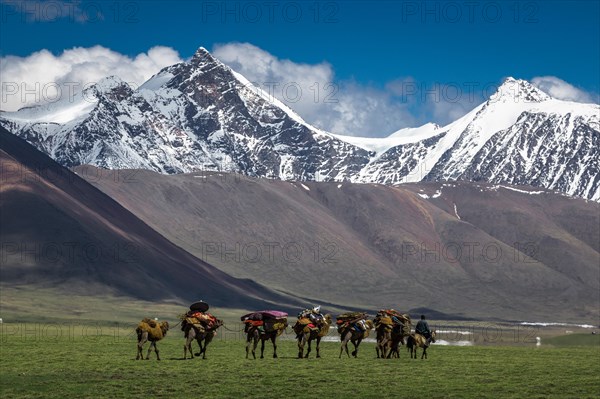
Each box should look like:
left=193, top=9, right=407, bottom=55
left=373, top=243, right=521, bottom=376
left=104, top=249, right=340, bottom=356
left=415, top=315, right=432, bottom=343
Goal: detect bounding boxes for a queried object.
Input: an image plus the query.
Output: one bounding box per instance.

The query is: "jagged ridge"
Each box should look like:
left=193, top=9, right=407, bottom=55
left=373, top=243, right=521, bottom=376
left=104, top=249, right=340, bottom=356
left=1, top=49, right=598, bottom=200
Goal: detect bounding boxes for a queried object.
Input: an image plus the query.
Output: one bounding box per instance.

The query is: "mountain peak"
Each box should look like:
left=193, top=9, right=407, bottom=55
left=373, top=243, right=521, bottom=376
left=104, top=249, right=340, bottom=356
left=191, top=46, right=219, bottom=65
left=490, top=77, right=551, bottom=104
left=94, top=75, right=126, bottom=90
left=193, top=46, right=210, bottom=57
left=86, top=76, right=133, bottom=101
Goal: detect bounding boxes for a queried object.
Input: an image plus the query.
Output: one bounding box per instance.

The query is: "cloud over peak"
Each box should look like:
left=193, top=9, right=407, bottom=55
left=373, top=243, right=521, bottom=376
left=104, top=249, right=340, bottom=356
left=1, top=46, right=182, bottom=112
left=1, top=44, right=597, bottom=137
left=213, top=42, right=418, bottom=136
left=531, top=76, right=598, bottom=104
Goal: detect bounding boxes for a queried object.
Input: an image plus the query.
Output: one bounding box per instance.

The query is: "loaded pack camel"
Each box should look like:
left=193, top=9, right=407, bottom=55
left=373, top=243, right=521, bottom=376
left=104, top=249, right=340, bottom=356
left=136, top=318, right=170, bottom=360
left=245, top=319, right=288, bottom=359
left=182, top=318, right=223, bottom=359
left=386, top=314, right=412, bottom=359
left=293, top=314, right=332, bottom=359
left=387, top=326, right=409, bottom=358
left=407, top=331, right=437, bottom=359
left=375, top=321, right=393, bottom=359
left=339, top=320, right=374, bottom=358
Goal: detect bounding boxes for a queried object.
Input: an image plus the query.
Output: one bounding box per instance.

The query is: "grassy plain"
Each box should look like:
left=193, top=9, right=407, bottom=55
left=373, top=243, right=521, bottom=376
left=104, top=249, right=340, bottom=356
left=1, top=323, right=599, bottom=399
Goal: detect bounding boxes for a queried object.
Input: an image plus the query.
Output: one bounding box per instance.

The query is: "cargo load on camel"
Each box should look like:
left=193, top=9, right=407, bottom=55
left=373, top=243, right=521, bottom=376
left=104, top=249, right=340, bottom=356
left=179, top=301, right=220, bottom=333
left=337, top=312, right=373, bottom=358
left=336, top=312, right=370, bottom=333
left=241, top=310, right=288, bottom=336
left=295, top=307, right=327, bottom=334
left=374, top=309, right=411, bottom=335
left=137, top=318, right=169, bottom=340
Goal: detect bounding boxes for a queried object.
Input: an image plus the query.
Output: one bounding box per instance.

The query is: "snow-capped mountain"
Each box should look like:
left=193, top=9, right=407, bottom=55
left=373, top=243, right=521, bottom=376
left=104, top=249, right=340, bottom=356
left=1, top=47, right=598, bottom=200
left=345, top=78, right=599, bottom=200
left=0, top=48, right=371, bottom=180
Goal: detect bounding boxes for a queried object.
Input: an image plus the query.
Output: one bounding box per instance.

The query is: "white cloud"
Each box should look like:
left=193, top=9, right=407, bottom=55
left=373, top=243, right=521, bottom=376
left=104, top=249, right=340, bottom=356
left=0, top=43, right=454, bottom=136
left=3, top=44, right=594, bottom=137
left=531, top=76, right=597, bottom=103
left=212, top=42, right=417, bottom=136
left=0, top=46, right=182, bottom=111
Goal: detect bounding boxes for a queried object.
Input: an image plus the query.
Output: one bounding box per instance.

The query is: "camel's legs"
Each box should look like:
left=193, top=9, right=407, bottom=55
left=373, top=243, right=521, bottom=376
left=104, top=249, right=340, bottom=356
left=136, top=332, right=147, bottom=360
left=388, top=346, right=396, bottom=358
left=147, top=341, right=160, bottom=360
left=184, top=333, right=193, bottom=359
left=145, top=340, right=154, bottom=360
left=271, top=335, right=278, bottom=358
left=251, top=336, right=258, bottom=360
left=202, top=334, right=213, bottom=359
left=186, top=328, right=196, bottom=359
left=315, top=336, right=321, bottom=358
left=382, top=335, right=391, bottom=359
left=376, top=334, right=387, bottom=359
left=340, top=332, right=351, bottom=358
left=155, top=342, right=161, bottom=361
left=136, top=342, right=143, bottom=360
left=184, top=340, right=192, bottom=359
left=245, top=333, right=253, bottom=359
left=351, top=338, right=362, bottom=357
left=246, top=331, right=258, bottom=360
left=305, top=335, right=312, bottom=358
left=297, top=335, right=304, bottom=359
left=195, top=337, right=204, bottom=357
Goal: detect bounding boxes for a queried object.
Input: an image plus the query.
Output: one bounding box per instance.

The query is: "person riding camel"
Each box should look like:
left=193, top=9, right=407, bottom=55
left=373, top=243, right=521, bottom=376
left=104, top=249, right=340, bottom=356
left=415, top=314, right=432, bottom=344
left=309, top=306, right=325, bottom=326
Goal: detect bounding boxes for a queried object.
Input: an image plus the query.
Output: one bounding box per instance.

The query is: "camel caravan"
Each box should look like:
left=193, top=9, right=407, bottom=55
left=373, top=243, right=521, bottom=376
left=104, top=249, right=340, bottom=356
left=135, top=302, right=436, bottom=361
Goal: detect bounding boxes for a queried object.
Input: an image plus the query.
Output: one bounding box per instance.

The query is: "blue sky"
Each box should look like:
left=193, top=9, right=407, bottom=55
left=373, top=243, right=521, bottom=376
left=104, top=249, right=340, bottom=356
left=1, top=0, right=599, bottom=136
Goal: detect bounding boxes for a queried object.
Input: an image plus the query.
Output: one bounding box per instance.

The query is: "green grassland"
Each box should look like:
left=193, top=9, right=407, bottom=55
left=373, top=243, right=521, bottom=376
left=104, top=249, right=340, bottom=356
left=1, top=287, right=599, bottom=398
left=1, top=324, right=599, bottom=399
left=543, top=333, right=600, bottom=347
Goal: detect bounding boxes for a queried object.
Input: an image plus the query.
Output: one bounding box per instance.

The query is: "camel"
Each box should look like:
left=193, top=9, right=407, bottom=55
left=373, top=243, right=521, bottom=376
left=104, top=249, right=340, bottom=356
left=387, top=325, right=409, bottom=358
left=375, top=321, right=393, bottom=359
left=339, top=320, right=374, bottom=358
left=182, top=318, right=223, bottom=359
left=245, top=319, right=288, bottom=359
left=293, top=314, right=332, bottom=359
left=407, top=331, right=436, bottom=359
left=136, top=318, right=170, bottom=360
left=374, top=312, right=411, bottom=359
